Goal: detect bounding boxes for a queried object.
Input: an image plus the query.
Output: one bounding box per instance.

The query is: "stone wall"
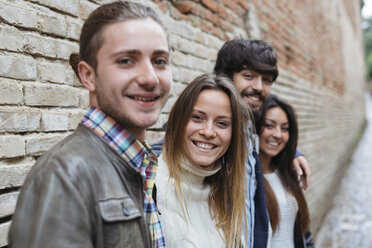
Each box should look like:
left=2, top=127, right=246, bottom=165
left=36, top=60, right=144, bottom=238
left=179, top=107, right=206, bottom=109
left=0, top=0, right=366, bottom=246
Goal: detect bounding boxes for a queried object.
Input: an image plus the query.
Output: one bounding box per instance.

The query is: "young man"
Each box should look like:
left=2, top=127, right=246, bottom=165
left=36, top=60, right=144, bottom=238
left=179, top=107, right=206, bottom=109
left=213, top=39, right=311, bottom=248
left=8, top=2, right=171, bottom=248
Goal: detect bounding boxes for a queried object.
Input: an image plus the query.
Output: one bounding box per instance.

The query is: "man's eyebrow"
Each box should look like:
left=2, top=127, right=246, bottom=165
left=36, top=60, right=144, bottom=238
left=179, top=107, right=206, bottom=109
left=110, top=50, right=140, bottom=58
left=110, top=49, right=169, bottom=58
left=153, top=49, right=170, bottom=55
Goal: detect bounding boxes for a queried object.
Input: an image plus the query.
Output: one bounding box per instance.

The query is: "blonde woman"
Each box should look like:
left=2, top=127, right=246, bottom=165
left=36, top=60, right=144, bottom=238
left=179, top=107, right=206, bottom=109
left=155, top=74, right=251, bottom=247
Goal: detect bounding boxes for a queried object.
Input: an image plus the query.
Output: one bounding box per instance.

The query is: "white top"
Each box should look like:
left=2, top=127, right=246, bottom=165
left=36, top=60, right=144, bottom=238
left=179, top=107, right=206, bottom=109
left=155, top=155, right=225, bottom=248
left=264, top=171, right=298, bottom=248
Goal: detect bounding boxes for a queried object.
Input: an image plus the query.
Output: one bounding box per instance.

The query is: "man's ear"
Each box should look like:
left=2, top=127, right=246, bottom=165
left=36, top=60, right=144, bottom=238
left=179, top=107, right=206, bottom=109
left=78, top=61, right=96, bottom=92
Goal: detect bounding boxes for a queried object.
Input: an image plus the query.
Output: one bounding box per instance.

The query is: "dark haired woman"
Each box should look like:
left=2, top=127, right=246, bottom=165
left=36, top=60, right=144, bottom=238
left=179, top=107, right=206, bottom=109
left=256, top=95, right=314, bottom=248
left=155, top=74, right=251, bottom=247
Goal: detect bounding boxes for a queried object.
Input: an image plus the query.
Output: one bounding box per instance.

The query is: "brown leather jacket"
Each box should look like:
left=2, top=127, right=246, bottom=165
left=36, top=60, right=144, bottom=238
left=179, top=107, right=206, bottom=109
left=8, top=124, right=151, bottom=248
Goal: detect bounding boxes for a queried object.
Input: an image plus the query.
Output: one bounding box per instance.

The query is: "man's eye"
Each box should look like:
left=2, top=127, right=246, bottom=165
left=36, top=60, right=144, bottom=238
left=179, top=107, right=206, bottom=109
left=244, top=74, right=253, bottom=79
left=117, top=58, right=132, bottom=65
left=154, top=58, right=168, bottom=66
left=263, top=78, right=273, bottom=84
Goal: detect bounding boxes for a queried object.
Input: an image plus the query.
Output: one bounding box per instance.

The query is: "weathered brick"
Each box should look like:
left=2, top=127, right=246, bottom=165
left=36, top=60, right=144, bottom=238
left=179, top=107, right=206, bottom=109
left=24, top=84, right=80, bottom=107
left=170, top=34, right=217, bottom=60
left=0, top=192, right=19, bottom=218
left=68, top=109, right=85, bottom=130
left=174, top=1, right=194, bottom=14
left=169, top=4, right=189, bottom=21
left=0, top=55, right=37, bottom=80
left=146, top=130, right=165, bottom=145
left=79, top=0, right=98, bottom=20
left=0, top=163, right=33, bottom=190
left=157, top=1, right=169, bottom=14
left=57, top=40, right=79, bottom=60
left=201, top=0, right=220, bottom=13
left=66, top=18, right=82, bottom=40
left=150, top=113, right=169, bottom=129
left=167, top=19, right=196, bottom=41
left=26, top=134, right=67, bottom=155
left=0, top=81, right=23, bottom=105
left=0, top=109, right=40, bottom=133
left=205, top=34, right=224, bottom=50
left=79, top=89, right=90, bottom=108
left=161, top=94, right=176, bottom=113
left=0, top=136, right=25, bottom=158
left=24, top=33, right=58, bottom=58
left=38, top=12, right=67, bottom=37
left=41, top=111, right=69, bottom=131
left=66, top=67, right=82, bottom=86
left=30, top=0, right=79, bottom=16
left=37, top=61, right=67, bottom=84
left=177, top=67, right=203, bottom=84
left=0, top=26, right=24, bottom=52
left=171, top=50, right=212, bottom=72
left=0, top=222, right=11, bottom=247
left=0, top=3, right=38, bottom=29
left=172, top=81, right=187, bottom=96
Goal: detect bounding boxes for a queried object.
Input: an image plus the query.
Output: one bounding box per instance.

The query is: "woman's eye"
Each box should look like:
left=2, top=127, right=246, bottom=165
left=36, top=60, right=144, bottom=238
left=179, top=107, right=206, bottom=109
left=217, top=120, right=230, bottom=128
left=264, top=123, right=273, bottom=129
left=282, top=127, right=289, bottom=132
left=191, top=114, right=202, bottom=121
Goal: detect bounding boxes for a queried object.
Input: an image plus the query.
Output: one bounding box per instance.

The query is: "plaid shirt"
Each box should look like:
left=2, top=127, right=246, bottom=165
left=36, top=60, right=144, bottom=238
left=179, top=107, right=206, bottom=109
left=81, top=107, right=165, bottom=247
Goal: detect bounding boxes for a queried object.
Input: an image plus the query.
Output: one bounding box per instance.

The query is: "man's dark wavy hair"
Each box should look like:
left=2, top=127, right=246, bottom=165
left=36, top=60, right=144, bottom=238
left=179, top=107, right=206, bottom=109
left=213, top=39, right=278, bottom=81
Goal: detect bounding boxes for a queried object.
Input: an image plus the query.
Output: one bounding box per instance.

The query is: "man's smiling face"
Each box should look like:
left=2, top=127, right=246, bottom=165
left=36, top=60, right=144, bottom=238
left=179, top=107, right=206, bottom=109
left=232, top=69, right=273, bottom=112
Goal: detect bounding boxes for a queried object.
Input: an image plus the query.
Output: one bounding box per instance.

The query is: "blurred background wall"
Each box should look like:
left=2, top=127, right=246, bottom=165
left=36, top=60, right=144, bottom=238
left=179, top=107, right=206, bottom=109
left=0, top=0, right=367, bottom=246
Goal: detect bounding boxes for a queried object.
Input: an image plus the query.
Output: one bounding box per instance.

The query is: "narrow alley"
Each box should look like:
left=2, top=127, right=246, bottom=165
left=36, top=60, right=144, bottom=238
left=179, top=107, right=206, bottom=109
left=316, top=93, right=372, bottom=247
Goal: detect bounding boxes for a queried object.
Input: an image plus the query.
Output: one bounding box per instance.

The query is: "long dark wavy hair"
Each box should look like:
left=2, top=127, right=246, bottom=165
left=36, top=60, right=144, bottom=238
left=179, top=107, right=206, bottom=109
left=256, top=94, right=310, bottom=234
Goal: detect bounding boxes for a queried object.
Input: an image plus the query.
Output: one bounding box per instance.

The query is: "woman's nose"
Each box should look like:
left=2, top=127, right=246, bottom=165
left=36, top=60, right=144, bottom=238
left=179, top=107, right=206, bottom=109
left=199, top=123, right=216, bottom=138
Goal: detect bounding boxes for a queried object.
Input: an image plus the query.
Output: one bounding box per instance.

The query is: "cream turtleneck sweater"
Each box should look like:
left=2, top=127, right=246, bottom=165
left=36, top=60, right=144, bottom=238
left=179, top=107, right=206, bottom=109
left=155, top=154, right=225, bottom=248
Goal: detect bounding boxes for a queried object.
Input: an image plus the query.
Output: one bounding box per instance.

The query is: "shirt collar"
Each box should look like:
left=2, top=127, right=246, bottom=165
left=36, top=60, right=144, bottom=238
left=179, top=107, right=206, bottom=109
left=81, top=106, right=155, bottom=170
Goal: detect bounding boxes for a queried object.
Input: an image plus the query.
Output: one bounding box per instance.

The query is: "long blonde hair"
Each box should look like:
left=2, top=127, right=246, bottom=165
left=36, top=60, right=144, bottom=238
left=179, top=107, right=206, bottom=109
left=163, top=73, right=251, bottom=247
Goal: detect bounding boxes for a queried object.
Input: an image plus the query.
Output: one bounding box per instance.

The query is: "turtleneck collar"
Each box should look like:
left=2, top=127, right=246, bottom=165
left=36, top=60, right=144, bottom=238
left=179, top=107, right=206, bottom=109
left=178, top=156, right=222, bottom=189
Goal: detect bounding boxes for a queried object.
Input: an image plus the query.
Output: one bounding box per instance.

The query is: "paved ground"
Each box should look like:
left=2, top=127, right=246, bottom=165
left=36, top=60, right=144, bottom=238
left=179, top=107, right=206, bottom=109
left=316, top=93, right=372, bottom=248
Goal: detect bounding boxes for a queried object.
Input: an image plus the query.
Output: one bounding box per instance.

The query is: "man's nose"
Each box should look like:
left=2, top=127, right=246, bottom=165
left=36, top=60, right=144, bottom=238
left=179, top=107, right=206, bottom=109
left=252, top=77, right=263, bottom=91
left=137, top=60, right=159, bottom=89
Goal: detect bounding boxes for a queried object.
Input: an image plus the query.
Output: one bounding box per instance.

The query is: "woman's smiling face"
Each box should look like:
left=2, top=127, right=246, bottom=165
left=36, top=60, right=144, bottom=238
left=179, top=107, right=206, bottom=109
left=259, top=106, right=289, bottom=159
left=183, top=89, right=232, bottom=167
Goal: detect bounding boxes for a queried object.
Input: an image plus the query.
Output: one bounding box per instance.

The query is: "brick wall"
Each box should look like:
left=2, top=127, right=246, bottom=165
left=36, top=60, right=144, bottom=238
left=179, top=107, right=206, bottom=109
left=0, top=0, right=366, bottom=246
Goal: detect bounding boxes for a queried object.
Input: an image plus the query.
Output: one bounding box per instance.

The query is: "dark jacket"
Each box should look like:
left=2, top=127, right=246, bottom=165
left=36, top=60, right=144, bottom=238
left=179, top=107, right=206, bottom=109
left=8, top=124, right=151, bottom=248
left=294, top=219, right=315, bottom=248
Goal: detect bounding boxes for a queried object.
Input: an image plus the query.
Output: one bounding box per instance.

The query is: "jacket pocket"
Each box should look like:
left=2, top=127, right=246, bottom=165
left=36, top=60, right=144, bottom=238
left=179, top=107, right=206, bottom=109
left=99, top=197, right=141, bottom=222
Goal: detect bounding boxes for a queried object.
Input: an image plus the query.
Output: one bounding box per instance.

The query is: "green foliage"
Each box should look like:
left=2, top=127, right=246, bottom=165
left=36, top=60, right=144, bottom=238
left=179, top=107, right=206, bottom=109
left=363, top=14, right=372, bottom=81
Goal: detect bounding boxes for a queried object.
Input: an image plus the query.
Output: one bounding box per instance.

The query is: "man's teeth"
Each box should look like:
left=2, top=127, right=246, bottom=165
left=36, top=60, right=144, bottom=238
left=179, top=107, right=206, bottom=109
left=195, top=142, right=214, bottom=149
left=267, top=141, right=279, bottom=146
left=132, top=96, right=156, bottom=102
left=247, top=95, right=260, bottom=101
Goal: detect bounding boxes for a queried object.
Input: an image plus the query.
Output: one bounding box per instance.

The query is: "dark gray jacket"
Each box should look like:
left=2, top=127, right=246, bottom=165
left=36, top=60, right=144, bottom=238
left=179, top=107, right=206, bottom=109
left=8, top=124, right=151, bottom=248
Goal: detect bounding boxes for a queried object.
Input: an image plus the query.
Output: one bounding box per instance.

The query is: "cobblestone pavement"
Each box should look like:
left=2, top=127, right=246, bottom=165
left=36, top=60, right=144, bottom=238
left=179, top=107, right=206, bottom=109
left=316, top=93, right=372, bottom=248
